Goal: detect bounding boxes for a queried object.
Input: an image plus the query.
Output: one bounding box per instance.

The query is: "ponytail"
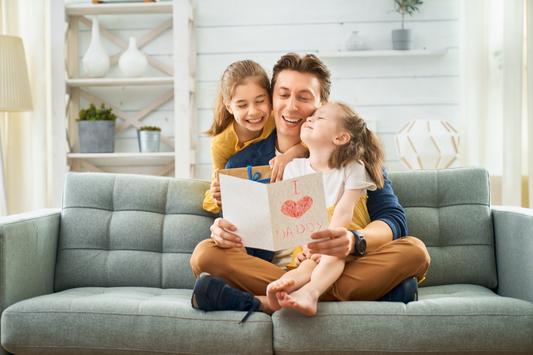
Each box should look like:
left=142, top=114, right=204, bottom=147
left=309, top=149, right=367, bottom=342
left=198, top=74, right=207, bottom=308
left=204, top=60, right=271, bottom=137
left=204, top=85, right=234, bottom=137
left=328, top=102, right=385, bottom=189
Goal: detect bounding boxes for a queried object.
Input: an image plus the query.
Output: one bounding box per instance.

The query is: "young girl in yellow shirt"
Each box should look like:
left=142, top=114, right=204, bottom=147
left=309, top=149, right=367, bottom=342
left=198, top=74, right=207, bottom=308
left=203, top=60, right=307, bottom=214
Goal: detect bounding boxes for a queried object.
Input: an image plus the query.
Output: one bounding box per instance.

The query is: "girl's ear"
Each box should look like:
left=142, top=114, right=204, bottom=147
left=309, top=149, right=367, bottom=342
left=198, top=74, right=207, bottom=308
left=224, top=100, right=233, bottom=115
left=334, top=132, right=351, bottom=146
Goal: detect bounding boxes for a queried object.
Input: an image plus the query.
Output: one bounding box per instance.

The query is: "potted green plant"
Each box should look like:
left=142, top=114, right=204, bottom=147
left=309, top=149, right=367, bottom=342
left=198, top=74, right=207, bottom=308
left=76, top=103, right=117, bottom=153
left=137, top=125, right=161, bottom=153
left=392, top=0, right=423, bottom=50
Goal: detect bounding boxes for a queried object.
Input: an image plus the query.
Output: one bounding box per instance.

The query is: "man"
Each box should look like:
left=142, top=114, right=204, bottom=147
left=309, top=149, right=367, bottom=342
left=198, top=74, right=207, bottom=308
left=190, top=53, right=430, bottom=321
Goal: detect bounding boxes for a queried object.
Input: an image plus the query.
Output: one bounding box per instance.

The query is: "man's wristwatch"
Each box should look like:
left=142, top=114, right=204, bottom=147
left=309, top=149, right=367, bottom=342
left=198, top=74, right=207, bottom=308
left=350, top=230, right=367, bottom=257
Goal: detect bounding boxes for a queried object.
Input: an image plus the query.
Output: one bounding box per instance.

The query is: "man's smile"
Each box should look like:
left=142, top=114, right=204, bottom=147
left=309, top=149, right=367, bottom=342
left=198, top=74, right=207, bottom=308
left=282, top=116, right=303, bottom=125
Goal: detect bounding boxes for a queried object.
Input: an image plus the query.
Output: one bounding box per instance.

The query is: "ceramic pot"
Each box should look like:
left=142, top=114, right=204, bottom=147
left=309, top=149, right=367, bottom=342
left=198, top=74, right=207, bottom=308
left=392, top=29, right=414, bottom=50
left=137, top=130, right=160, bottom=153
left=119, top=37, right=148, bottom=78
left=346, top=31, right=364, bottom=51
left=82, top=16, right=109, bottom=78
left=78, top=120, right=115, bottom=153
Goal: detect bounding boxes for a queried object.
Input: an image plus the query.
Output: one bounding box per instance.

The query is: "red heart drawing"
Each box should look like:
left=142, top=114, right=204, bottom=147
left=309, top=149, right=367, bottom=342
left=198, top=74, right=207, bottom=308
left=281, top=196, right=314, bottom=219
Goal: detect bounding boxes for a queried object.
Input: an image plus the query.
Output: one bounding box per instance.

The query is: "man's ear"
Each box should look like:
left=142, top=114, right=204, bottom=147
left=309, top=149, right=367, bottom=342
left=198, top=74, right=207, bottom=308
left=334, top=132, right=350, bottom=146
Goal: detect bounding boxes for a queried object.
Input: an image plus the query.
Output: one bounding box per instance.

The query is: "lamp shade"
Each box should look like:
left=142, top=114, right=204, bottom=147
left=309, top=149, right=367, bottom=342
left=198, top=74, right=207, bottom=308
left=0, top=35, right=33, bottom=112
left=396, top=120, right=460, bottom=170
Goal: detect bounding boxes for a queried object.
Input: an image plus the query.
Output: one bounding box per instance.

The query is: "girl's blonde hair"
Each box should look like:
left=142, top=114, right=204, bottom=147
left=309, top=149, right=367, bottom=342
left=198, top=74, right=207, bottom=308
left=328, top=102, right=385, bottom=189
left=205, top=60, right=271, bottom=137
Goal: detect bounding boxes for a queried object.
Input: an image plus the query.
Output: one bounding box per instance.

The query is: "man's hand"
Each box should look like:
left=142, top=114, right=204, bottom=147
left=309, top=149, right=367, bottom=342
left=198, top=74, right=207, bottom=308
left=306, top=227, right=355, bottom=258
left=294, top=247, right=321, bottom=267
left=210, top=218, right=243, bottom=249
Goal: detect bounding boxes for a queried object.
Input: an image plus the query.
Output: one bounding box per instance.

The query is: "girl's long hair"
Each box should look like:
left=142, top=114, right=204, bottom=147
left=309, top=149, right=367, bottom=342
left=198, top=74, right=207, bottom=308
left=205, top=60, right=271, bottom=137
left=328, top=102, right=385, bottom=189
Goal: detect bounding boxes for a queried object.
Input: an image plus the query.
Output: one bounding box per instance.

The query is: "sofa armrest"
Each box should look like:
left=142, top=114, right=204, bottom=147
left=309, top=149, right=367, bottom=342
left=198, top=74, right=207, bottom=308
left=0, top=209, right=61, bottom=311
left=492, top=206, right=533, bottom=304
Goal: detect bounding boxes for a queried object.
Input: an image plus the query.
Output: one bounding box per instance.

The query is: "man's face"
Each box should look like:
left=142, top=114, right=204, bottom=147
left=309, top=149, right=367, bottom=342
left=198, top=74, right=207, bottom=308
left=272, top=70, right=323, bottom=140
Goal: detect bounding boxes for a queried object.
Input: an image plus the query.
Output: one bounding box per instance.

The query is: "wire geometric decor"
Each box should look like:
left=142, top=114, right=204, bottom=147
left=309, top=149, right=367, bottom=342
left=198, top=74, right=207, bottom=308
left=396, top=119, right=460, bottom=169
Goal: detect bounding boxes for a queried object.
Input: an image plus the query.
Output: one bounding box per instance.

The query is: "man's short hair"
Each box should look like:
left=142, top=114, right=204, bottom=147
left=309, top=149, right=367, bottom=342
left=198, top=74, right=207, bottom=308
left=271, top=53, right=331, bottom=102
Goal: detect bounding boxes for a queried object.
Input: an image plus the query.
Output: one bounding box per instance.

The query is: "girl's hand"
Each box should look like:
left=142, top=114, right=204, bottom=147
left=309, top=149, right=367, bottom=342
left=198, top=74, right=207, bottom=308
left=269, top=155, right=292, bottom=182
left=270, top=142, right=308, bottom=182
left=210, top=180, right=222, bottom=206
left=210, top=169, right=221, bottom=206
left=294, top=247, right=321, bottom=267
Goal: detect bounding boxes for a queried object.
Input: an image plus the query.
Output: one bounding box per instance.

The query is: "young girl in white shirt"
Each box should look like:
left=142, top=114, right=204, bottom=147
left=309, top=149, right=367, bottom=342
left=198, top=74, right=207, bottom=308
left=266, top=101, right=386, bottom=316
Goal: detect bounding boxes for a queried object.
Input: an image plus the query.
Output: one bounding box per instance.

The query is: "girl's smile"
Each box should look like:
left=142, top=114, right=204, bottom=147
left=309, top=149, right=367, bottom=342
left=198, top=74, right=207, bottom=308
left=226, top=79, right=271, bottom=134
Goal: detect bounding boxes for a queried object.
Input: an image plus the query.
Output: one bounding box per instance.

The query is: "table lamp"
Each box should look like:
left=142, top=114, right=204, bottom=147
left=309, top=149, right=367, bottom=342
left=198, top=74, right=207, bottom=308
left=0, top=35, right=33, bottom=215
left=396, top=119, right=459, bottom=170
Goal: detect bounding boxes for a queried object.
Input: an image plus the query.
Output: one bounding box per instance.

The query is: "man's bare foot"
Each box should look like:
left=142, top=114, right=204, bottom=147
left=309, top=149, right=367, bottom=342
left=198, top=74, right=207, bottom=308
left=278, top=289, right=319, bottom=316
left=266, top=279, right=296, bottom=311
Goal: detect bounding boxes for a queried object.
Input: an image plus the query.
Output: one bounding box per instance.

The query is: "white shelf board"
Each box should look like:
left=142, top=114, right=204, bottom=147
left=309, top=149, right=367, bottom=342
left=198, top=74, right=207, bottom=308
left=66, top=77, right=174, bottom=87
left=65, top=2, right=172, bottom=15
left=68, top=152, right=175, bottom=159
left=318, top=48, right=448, bottom=58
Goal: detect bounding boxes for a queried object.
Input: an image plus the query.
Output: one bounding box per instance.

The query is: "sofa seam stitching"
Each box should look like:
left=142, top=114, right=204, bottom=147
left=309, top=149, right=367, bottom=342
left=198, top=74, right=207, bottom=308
left=436, top=170, right=446, bottom=285
left=61, top=206, right=214, bottom=218
left=6, top=310, right=532, bottom=318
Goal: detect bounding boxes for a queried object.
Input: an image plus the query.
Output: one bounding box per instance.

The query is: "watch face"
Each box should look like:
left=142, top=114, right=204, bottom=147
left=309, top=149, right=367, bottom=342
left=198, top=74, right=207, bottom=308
left=358, top=238, right=367, bottom=255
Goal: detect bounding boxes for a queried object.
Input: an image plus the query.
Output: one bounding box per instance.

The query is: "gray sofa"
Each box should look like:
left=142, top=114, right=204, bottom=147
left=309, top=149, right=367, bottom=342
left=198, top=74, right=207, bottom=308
left=0, top=167, right=532, bottom=355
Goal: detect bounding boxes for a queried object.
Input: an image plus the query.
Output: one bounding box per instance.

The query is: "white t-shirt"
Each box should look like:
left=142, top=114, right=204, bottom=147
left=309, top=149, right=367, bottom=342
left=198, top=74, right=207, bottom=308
left=283, top=158, right=377, bottom=208
left=272, top=158, right=376, bottom=269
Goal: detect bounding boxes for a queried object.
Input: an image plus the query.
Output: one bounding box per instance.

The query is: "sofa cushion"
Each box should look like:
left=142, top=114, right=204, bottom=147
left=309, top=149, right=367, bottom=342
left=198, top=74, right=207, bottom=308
left=55, top=173, right=216, bottom=292
left=389, top=167, right=497, bottom=288
left=272, top=284, right=533, bottom=355
left=1, top=287, right=272, bottom=355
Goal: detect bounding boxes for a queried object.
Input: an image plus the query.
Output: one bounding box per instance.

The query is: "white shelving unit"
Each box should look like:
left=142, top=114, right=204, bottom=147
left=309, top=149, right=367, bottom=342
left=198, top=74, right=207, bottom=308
left=50, top=0, right=197, bottom=208
left=318, top=48, right=448, bottom=58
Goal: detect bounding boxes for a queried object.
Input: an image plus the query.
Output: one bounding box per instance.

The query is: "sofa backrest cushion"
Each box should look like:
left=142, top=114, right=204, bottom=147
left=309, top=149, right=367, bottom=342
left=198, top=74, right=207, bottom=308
left=54, top=173, right=215, bottom=292
left=388, top=167, right=497, bottom=289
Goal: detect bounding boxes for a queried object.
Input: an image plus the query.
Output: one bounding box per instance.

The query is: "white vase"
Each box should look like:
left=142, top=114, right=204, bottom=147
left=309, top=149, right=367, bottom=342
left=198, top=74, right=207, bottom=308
left=82, top=16, right=109, bottom=78
left=346, top=31, right=364, bottom=51
left=119, top=37, right=148, bottom=78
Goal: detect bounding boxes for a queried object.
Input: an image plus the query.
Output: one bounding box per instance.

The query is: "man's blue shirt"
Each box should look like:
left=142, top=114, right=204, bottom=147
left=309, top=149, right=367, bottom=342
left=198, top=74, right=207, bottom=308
left=226, top=130, right=408, bottom=262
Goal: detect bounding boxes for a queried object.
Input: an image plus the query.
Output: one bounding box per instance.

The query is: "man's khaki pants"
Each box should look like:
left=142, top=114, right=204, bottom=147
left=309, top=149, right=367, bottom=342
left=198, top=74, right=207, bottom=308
left=190, top=236, right=430, bottom=301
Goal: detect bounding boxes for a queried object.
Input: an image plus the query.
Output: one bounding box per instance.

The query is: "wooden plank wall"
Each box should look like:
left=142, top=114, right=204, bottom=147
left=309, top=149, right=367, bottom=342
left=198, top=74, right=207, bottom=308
left=195, top=0, right=460, bottom=179
left=68, top=0, right=460, bottom=179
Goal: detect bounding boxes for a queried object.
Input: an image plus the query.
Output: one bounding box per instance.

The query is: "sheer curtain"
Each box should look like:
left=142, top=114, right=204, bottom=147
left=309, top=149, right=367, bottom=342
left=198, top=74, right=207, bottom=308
left=0, top=0, right=52, bottom=215
left=460, top=0, right=531, bottom=208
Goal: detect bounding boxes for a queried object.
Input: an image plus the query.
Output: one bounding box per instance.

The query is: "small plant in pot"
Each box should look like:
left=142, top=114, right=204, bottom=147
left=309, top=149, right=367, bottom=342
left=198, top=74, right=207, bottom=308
left=391, top=0, right=423, bottom=50
left=137, top=125, right=161, bottom=153
left=76, top=103, right=117, bottom=153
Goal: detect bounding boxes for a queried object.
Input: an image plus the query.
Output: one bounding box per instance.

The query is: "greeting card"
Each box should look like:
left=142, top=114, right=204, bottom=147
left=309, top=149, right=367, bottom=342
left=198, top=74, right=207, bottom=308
left=219, top=172, right=329, bottom=251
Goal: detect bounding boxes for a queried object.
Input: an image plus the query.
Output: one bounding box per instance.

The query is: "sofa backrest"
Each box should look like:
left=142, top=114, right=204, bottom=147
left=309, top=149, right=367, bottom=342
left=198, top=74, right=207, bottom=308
left=389, top=167, right=497, bottom=289
left=54, top=172, right=215, bottom=292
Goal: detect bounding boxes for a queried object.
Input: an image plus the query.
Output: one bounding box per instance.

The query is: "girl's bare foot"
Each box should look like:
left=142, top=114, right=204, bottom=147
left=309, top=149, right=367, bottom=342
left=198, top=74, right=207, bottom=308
left=266, top=279, right=296, bottom=311
left=278, top=289, right=319, bottom=316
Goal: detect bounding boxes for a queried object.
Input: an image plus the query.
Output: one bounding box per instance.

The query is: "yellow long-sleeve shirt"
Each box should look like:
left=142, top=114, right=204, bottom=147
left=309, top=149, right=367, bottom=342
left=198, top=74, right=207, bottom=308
left=203, top=112, right=276, bottom=214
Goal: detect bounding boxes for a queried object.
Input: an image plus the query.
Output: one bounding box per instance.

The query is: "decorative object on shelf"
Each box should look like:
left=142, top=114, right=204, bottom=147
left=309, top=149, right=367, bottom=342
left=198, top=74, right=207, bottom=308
left=76, top=103, right=117, bottom=153
left=396, top=119, right=459, bottom=170
left=119, top=37, right=148, bottom=78
left=0, top=35, right=33, bottom=216
left=391, top=0, right=423, bottom=50
left=346, top=31, right=364, bottom=51
left=137, top=126, right=161, bottom=153
left=92, top=0, right=155, bottom=3
left=82, top=16, right=110, bottom=78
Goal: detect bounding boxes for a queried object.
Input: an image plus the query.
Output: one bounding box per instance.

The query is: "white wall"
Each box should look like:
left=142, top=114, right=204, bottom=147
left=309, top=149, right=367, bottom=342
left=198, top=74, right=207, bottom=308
left=66, top=0, right=460, bottom=179
left=195, top=0, right=460, bottom=180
